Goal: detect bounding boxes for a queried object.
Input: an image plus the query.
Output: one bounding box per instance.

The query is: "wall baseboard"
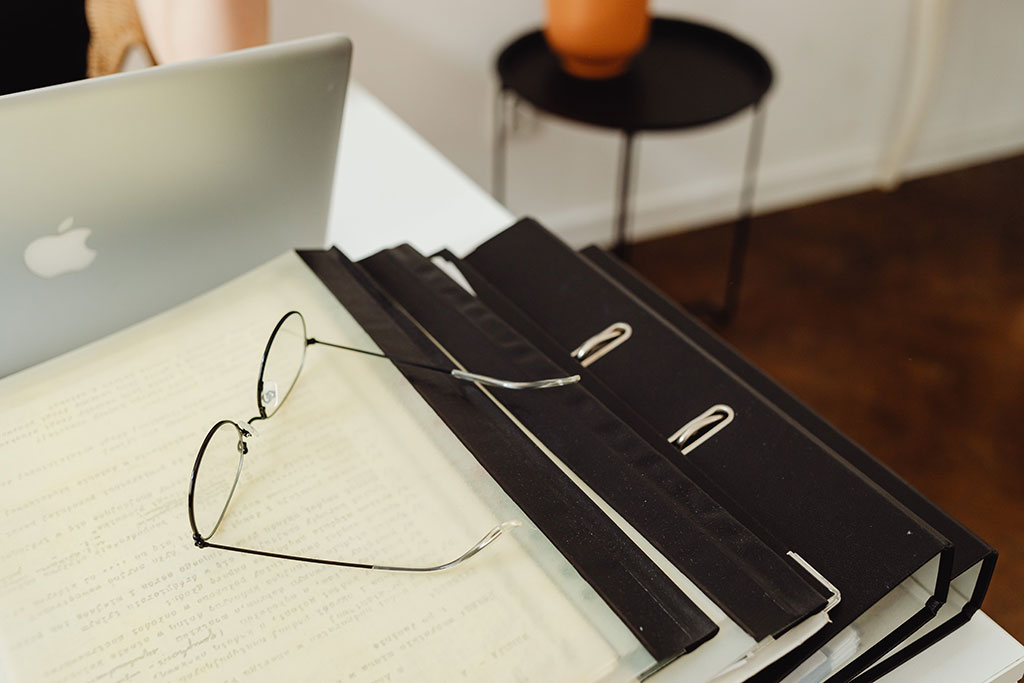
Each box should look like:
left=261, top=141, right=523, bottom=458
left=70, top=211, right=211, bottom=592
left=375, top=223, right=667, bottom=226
left=539, top=118, right=1024, bottom=249
left=541, top=147, right=879, bottom=248
left=903, top=117, right=1024, bottom=181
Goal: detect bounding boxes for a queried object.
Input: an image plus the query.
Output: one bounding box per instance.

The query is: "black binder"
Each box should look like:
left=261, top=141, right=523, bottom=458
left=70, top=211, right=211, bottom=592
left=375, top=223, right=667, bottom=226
left=357, top=244, right=835, bottom=647
left=298, top=248, right=719, bottom=665
left=461, top=219, right=958, bottom=682
left=579, top=244, right=998, bottom=682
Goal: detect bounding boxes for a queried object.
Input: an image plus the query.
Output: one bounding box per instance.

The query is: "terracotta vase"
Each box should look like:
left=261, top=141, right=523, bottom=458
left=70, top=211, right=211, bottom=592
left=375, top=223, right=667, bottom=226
left=545, top=0, right=650, bottom=79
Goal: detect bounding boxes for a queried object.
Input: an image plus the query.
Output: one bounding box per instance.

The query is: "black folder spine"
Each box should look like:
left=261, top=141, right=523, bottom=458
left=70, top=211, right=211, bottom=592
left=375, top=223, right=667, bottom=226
left=299, top=248, right=718, bottom=662
left=359, top=246, right=830, bottom=643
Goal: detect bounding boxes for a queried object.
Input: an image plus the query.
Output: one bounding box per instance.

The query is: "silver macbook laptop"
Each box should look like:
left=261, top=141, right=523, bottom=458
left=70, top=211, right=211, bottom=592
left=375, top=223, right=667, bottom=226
left=0, top=34, right=352, bottom=377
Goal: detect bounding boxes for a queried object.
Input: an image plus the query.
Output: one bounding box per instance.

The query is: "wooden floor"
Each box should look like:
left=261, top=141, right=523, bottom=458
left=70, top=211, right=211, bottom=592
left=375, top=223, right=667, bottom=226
left=629, top=153, right=1024, bottom=641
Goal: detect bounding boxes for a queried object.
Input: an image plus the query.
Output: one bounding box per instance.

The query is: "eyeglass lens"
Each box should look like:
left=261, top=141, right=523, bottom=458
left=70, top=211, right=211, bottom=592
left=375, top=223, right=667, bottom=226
left=258, top=311, right=307, bottom=418
left=193, top=420, right=247, bottom=541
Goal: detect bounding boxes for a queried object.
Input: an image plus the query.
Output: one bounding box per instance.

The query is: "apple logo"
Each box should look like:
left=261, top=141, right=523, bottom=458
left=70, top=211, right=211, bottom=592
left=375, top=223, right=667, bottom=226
left=24, top=217, right=97, bottom=279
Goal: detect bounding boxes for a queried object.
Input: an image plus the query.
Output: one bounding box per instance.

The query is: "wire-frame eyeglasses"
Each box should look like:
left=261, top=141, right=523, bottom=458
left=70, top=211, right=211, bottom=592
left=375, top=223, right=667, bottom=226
left=187, top=310, right=580, bottom=573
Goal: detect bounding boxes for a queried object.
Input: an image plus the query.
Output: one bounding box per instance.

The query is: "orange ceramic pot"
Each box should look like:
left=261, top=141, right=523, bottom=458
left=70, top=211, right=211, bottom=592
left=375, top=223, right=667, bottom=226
left=545, top=0, right=650, bottom=79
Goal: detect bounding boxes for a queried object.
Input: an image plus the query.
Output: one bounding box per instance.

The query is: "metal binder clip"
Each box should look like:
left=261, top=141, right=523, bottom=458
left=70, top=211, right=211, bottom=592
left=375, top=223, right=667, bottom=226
left=570, top=322, right=632, bottom=367
left=668, top=404, right=735, bottom=454
left=787, top=551, right=842, bottom=611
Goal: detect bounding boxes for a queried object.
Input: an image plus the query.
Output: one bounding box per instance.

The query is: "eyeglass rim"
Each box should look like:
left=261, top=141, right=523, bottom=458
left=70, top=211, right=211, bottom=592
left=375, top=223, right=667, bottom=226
left=187, top=415, right=520, bottom=573
left=188, top=309, right=566, bottom=570
left=188, top=418, right=248, bottom=544
left=256, top=310, right=309, bottom=419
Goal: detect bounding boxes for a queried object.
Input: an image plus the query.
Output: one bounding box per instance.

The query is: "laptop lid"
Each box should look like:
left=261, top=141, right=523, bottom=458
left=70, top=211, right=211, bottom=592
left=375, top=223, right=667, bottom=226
left=0, top=34, right=351, bottom=377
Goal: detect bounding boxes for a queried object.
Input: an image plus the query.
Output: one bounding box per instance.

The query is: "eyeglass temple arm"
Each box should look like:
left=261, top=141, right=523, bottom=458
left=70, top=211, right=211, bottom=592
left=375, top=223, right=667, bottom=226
left=195, top=521, right=520, bottom=573
left=307, top=338, right=580, bottom=390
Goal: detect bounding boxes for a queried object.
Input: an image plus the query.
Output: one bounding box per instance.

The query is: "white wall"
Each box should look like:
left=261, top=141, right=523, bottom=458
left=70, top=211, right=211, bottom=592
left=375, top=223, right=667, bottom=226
left=903, top=0, right=1024, bottom=177
left=272, top=0, right=1024, bottom=247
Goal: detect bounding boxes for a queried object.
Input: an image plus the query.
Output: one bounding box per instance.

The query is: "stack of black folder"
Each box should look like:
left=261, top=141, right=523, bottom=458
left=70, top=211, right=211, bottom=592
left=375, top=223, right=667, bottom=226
left=299, top=218, right=996, bottom=682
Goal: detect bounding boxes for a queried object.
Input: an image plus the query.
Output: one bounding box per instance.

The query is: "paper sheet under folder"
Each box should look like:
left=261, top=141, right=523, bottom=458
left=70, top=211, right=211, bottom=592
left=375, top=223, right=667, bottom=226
left=0, top=252, right=651, bottom=682
left=461, top=219, right=958, bottom=683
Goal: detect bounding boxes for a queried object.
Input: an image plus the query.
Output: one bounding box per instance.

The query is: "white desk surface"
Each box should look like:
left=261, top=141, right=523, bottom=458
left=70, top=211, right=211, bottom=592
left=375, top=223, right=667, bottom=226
left=328, top=83, right=513, bottom=259
left=330, top=83, right=1024, bottom=683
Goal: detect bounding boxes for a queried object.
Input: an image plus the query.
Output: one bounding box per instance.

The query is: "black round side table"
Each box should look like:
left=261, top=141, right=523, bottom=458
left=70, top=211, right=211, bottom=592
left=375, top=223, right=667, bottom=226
left=493, top=17, right=773, bottom=322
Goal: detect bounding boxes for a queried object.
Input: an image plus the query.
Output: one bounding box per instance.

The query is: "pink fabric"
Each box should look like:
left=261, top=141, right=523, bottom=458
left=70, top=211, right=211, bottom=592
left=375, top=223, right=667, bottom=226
left=136, top=0, right=267, bottom=64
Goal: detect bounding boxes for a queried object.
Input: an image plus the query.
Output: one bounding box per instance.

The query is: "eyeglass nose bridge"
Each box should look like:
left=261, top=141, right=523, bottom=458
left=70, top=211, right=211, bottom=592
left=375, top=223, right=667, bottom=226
left=238, top=419, right=259, bottom=440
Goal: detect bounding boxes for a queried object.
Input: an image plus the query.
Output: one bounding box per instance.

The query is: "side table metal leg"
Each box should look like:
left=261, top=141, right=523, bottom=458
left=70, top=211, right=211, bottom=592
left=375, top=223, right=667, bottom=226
left=614, top=132, right=637, bottom=259
left=492, top=88, right=509, bottom=204
left=722, top=102, right=767, bottom=323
